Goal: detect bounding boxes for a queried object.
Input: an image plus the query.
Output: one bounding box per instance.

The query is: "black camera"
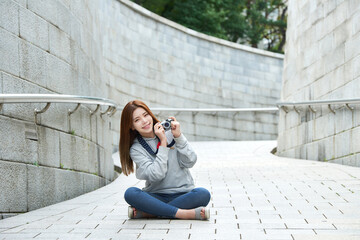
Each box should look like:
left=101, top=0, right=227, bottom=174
left=160, top=119, right=173, bottom=131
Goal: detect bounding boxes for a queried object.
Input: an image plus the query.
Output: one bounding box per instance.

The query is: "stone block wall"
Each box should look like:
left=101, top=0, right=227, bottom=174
left=0, top=0, right=283, bottom=217
left=277, top=0, right=360, bottom=167
left=0, top=0, right=114, bottom=217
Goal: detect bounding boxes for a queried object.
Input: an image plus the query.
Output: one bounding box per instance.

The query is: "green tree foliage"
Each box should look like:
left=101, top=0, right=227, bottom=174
left=131, top=0, right=287, bottom=53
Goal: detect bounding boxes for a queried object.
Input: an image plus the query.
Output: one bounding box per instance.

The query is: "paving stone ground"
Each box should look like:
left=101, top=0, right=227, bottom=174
left=1, top=141, right=360, bottom=240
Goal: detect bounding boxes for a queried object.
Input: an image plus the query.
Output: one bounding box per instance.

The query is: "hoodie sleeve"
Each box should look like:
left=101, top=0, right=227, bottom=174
left=174, top=134, right=197, bottom=168
left=130, top=145, right=169, bottom=182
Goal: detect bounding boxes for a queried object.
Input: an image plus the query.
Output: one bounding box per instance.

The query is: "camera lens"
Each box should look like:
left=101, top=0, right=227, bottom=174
left=163, top=122, right=170, bottom=128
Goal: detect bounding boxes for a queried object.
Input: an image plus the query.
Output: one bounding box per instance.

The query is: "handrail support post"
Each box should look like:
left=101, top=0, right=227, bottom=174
left=328, top=104, right=336, bottom=114
left=281, top=106, right=289, bottom=113
left=308, top=105, right=317, bottom=113
left=109, top=107, right=117, bottom=117
left=346, top=103, right=354, bottom=111
left=293, top=106, right=301, bottom=114
left=68, top=103, right=81, bottom=116
left=90, top=104, right=100, bottom=116
left=100, top=106, right=112, bottom=117
left=34, top=102, right=51, bottom=124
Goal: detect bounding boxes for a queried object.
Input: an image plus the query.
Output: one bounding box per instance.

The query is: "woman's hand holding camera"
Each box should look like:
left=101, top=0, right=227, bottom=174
left=169, top=116, right=181, bottom=138
left=154, top=122, right=167, bottom=147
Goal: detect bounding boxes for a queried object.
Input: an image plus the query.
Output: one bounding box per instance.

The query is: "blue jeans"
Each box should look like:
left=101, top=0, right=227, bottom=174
left=124, top=187, right=211, bottom=218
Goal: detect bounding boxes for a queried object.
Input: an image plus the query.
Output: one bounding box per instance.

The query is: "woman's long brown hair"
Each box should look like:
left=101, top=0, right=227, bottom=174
left=119, top=100, right=159, bottom=176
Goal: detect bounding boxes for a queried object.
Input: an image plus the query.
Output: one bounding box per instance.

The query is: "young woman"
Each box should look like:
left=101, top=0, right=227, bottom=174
left=119, top=100, right=211, bottom=220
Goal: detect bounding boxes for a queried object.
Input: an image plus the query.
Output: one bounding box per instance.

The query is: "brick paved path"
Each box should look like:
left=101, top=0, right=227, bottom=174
left=1, top=141, right=360, bottom=240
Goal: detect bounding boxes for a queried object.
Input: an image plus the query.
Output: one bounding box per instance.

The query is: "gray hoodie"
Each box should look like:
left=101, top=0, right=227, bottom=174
left=129, top=134, right=197, bottom=194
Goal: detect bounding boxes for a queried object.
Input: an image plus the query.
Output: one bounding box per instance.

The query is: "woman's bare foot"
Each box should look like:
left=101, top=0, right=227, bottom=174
left=175, top=208, right=206, bottom=220
left=133, top=208, right=156, bottom=218
left=198, top=208, right=205, bottom=219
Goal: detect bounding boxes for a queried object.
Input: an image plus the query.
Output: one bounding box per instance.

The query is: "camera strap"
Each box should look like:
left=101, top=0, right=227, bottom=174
left=137, top=134, right=175, bottom=156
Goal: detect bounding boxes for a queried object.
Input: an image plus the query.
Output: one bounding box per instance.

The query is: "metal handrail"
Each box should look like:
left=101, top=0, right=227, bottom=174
left=116, top=106, right=279, bottom=117
left=0, top=94, right=118, bottom=123
left=150, top=107, right=279, bottom=112
left=277, top=98, right=360, bottom=113
left=0, top=94, right=117, bottom=106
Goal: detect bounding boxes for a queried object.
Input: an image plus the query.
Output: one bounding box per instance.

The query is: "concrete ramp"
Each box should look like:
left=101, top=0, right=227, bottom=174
left=1, top=141, right=360, bottom=239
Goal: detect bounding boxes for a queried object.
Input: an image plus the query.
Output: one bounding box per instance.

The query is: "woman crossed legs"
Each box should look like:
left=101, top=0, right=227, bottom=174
left=124, top=187, right=211, bottom=220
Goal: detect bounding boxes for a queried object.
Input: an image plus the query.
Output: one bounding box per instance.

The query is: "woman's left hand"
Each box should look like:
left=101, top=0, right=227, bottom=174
left=169, top=116, right=181, bottom=138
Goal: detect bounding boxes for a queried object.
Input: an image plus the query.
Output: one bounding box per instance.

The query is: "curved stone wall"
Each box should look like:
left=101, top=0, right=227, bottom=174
left=277, top=0, right=360, bottom=166
left=0, top=0, right=283, bottom=217
left=105, top=0, right=283, bottom=144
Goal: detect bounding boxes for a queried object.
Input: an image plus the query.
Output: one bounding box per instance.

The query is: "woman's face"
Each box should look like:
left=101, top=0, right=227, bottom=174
left=132, top=107, right=155, bottom=138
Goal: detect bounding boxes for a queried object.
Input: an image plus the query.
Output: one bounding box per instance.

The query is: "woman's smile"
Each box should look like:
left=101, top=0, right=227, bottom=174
left=143, top=123, right=151, bottom=129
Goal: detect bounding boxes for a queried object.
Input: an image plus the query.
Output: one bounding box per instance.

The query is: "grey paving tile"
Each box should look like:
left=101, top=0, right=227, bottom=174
left=285, top=222, right=336, bottom=230
left=333, top=223, right=360, bottom=230
left=239, top=223, right=286, bottom=229
left=292, top=235, right=360, bottom=240
left=31, top=232, right=89, bottom=239
left=144, top=223, right=190, bottom=229
left=164, top=229, right=191, bottom=239
left=119, top=228, right=168, bottom=235
left=264, top=234, right=293, bottom=240
left=0, top=233, right=43, bottom=240
left=234, top=218, right=261, bottom=224
left=314, top=229, right=360, bottom=235
left=0, top=227, right=27, bottom=234
left=121, top=221, right=146, bottom=229
left=187, top=232, right=217, bottom=239
left=137, top=235, right=168, bottom=240
left=238, top=229, right=266, bottom=239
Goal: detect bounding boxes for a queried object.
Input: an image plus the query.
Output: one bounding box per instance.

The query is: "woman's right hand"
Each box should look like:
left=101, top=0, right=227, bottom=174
left=154, top=122, right=167, bottom=146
